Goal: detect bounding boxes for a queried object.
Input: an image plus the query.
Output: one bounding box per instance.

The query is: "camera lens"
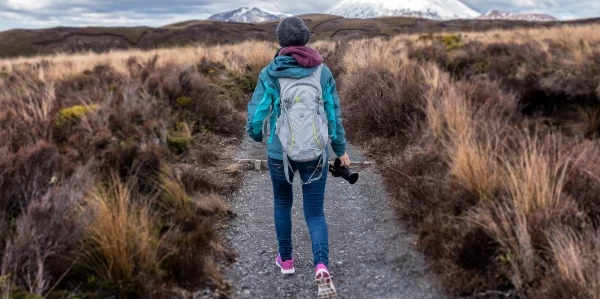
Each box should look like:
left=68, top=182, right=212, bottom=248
left=348, top=173, right=359, bottom=185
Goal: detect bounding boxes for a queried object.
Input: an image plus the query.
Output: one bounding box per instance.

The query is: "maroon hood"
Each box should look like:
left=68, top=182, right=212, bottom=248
left=279, top=46, right=324, bottom=68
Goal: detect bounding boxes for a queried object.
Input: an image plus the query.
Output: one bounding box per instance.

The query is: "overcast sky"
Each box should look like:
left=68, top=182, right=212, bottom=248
left=0, top=0, right=598, bottom=31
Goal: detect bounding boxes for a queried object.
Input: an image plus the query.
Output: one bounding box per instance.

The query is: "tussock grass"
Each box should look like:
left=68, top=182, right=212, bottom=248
left=548, top=228, right=600, bottom=298
left=422, top=65, right=472, bottom=142
left=502, top=137, right=571, bottom=215
left=341, top=38, right=410, bottom=75
left=158, top=165, right=194, bottom=221
left=449, top=133, right=503, bottom=201
left=80, top=175, right=162, bottom=283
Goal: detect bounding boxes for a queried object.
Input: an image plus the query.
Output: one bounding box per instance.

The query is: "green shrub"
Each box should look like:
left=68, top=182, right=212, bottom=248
left=55, top=104, right=99, bottom=127
left=442, top=35, right=464, bottom=51
left=219, top=71, right=257, bottom=111
left=417, top=34, right=464, bottom=52
left=10, top=288, right=43, bottom=299
left=176, top=96, right=192, bottom=107
left=474, top=61, right=490, bottom=72
left=167, top=133, right=190, bottom=155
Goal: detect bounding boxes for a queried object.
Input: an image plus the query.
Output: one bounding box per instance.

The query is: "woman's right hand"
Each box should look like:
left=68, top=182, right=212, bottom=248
left=338, top=153, right=351, bottom=167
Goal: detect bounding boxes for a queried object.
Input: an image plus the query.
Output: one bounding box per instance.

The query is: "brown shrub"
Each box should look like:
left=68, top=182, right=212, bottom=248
left=194, top=193, right=231, bottom=217
left=315, top=41, right=348, bottom=79
left=54, top=64, right=125, bottom=110
left=0, top=72, right=54, bottom=151
left=134, top=143, right=165, bottom=195
left=413, top=38, right=600, bottom=126
left=382, top=140, right=447, bottom=224
left=1, top=166, right=92, bottom=295
left=342, top=64, right=426, bottom=154
left=0, top=142, right=73, bottom=219
left=177, top=162, right=242, bottom=196
left=563, top=141, right=600, bottom=225
left=160, top=220, right=223, bottom=288
left=144, top=65, right=243, bottom=135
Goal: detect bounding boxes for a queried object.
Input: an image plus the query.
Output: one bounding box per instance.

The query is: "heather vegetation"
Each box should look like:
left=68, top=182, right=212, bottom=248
left=2, top=22, right=600, bottom=298
left=328, top=24, right=600, bottom=298
left=0, top=42, right=275, bottom=297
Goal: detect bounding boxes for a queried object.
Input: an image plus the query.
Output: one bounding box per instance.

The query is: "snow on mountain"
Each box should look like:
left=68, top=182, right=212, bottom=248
left=209, top=7, right=292, bottom=23
left=477, top=10, right=558, bottom=22
left=324, top=0, right=480, bottom=20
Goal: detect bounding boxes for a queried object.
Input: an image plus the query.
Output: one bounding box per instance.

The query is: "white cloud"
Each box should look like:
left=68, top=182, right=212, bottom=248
left=6, top=0, right=55, bottom=10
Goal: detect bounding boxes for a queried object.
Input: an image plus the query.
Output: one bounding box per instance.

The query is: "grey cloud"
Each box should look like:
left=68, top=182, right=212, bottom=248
left=0, top=0, right=598, bottom=31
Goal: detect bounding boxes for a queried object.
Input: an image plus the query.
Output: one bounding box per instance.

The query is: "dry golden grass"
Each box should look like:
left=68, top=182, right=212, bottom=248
left=158, top=165, right=194, bottom=221
left=239, top=41, right=278, bottom=74
left=449, top=133, right=503, bottom=201
left=311, top=40, right=337, bottom=54
left=502, top=137, right=571, bottom=215
left=420, top=64, right=505, bottom=200
left=80, top=174, right=162, bottom=283
left=470, top=202, right=535, bottom=290
left=201, top=255, right=224, bottom=287
left=341, top=38, right=410, bottom=75
left=0, top=75, right=56, bottom=124
left=549, top=228, right=600, bottom=299
left=462, top=24, right=600, bottom=49
left=422, top=65, right=472, bottom=142
left=0, top=41, right=278, bottom=82
left=194, top=193, right=230, bottom=216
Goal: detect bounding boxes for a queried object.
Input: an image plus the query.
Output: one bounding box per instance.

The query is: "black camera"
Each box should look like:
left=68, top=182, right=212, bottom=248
left=329, top=158, right=359, bottom=185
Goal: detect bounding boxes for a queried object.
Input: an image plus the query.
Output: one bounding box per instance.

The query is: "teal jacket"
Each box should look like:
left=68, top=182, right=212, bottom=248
left=246, top=55, right=347, bottom=160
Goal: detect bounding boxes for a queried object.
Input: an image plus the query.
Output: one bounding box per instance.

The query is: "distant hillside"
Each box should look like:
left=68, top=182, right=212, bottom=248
left=209, top=7, right=291, bottom=23
left=0, top=14, right=599, bottom=59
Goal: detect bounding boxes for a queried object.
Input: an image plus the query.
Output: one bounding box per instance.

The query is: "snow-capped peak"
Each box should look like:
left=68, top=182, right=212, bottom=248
left=478, top=10, right=558, bottom=22
left=324, top=0, right=480, bottom=20
left=209, top=7, right=292, bottom=23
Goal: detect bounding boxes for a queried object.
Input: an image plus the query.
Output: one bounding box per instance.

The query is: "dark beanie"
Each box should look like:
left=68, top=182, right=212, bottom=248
left=276, top=17, right=310, bottom=47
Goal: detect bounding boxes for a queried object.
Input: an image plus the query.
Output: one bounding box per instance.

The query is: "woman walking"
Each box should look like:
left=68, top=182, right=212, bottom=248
left=246, top=17, right=349, bottom=298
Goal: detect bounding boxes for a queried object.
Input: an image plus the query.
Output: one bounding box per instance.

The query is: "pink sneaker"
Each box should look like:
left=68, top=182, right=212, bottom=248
left=275, top=254, right=295, bottom=274
left=315, top=263, right=337, bottom=299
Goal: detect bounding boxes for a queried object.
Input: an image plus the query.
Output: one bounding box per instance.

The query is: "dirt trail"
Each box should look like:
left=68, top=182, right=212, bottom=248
left=223, top=137, right=444, bottom=299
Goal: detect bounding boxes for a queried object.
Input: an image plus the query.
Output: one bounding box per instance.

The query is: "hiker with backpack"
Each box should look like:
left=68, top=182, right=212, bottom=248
left=246, top=17, right=349, bottom=299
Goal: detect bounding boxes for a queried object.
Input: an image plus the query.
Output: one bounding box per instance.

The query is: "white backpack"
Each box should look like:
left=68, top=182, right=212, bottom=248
left=276, top=64, right=329, bottom=184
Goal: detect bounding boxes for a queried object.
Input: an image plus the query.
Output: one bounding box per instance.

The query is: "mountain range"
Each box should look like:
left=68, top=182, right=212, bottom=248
left=208, top=7, right=291, bottom=23
left=208, top=2, right=559, bottom=23
left=477, top=10, right=558, bottom=22
left=324, top=0, right=480, bottom=20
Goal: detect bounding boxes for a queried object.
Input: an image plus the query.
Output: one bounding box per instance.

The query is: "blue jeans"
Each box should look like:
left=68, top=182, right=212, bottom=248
left=268, top=157, right=329, bottom=267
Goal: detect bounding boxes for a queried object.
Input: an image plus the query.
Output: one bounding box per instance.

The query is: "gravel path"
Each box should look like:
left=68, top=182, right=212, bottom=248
left=223, top=138, right=444, bottom=299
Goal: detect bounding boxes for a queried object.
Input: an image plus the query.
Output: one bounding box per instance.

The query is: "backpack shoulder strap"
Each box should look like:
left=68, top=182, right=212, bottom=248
left=313, top=64, right=324, bottom=83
